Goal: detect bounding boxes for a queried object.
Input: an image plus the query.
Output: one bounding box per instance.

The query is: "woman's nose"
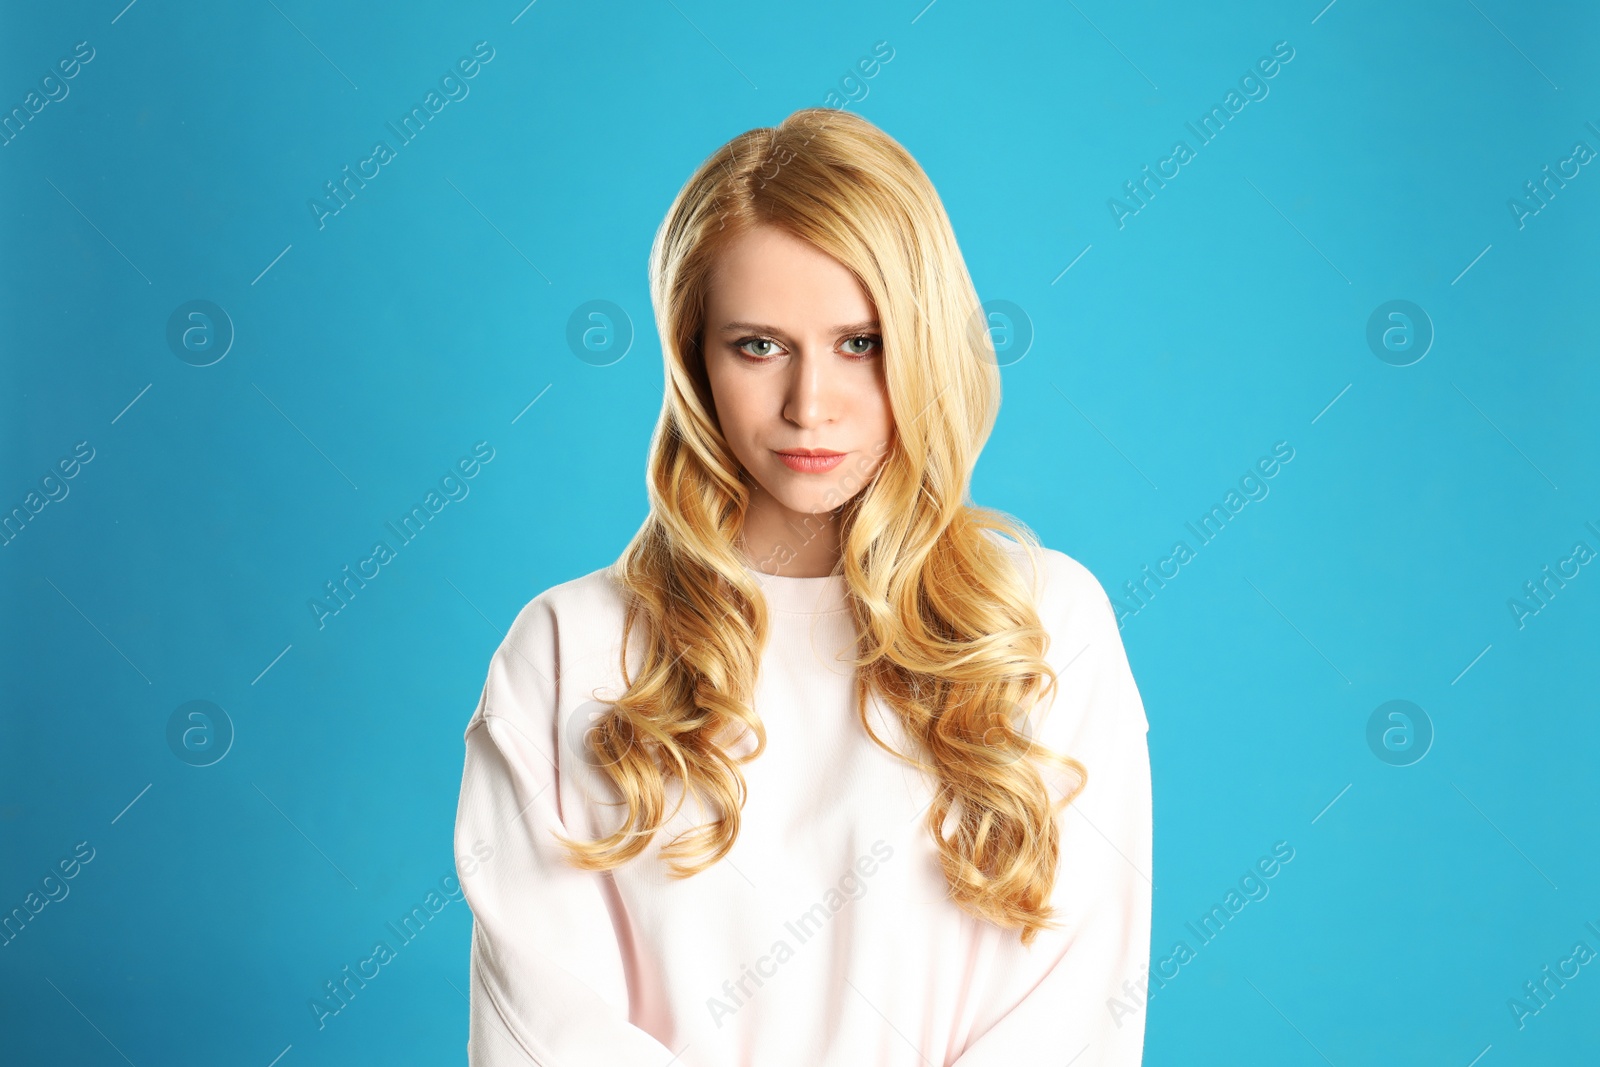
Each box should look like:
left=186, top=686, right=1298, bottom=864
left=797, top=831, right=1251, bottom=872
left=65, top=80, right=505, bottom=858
left=783, top=349, right=835, bottom=427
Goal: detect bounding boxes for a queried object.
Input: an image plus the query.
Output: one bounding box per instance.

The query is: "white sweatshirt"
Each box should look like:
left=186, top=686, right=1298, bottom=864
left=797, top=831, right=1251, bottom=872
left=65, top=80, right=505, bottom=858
left=453, top=537, right=1152, bottom=1066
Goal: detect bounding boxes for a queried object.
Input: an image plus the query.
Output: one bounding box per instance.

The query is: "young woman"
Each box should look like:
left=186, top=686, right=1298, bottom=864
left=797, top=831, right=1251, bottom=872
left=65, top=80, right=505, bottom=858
left=454, top=107, right=1152, bottom=1066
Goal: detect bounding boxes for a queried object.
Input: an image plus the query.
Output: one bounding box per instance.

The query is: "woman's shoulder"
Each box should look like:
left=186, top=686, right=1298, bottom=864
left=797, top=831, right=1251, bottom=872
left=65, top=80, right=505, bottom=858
left=984, top=529, right=1115, bottom=623
left=467, top=562, right=631, bottom=738
left=496, top=561, right=631, bottom=670
left=521, top=560, right=628, bottom=617
left=984, top=530, right=1149, bottom=736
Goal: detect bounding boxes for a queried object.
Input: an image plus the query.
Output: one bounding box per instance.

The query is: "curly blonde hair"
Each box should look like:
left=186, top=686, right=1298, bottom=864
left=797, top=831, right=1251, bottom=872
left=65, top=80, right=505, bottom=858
left=552, top=107, right=1087, bottom=946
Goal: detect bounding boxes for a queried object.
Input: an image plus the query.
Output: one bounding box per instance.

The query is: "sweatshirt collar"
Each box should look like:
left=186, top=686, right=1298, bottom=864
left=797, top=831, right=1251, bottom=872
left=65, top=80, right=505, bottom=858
left=743, top=564, right=849, bottom=615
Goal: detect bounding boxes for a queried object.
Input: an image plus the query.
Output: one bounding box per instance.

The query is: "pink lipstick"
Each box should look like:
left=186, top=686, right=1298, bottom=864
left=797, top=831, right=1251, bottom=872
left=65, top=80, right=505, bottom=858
left=775, top=449, right=846, bottom=473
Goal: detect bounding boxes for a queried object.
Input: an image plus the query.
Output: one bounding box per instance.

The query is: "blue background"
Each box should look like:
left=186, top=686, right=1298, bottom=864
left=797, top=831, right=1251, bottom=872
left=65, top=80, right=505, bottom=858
left=3, top=0, right=1597, bottom=1063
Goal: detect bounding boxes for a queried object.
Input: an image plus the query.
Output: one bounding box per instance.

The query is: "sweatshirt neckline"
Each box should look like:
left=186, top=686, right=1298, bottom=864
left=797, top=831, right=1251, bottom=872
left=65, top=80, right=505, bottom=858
left=743, top=564, right=850, bottom=615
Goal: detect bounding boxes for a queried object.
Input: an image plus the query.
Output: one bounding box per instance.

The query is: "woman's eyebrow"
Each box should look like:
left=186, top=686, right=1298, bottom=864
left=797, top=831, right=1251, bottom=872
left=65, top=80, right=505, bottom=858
left=716, top=319, right=881, bottom=334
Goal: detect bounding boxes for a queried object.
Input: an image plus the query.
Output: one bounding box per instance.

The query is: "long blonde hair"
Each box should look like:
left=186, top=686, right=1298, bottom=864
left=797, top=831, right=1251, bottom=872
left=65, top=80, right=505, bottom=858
left=554, top=107, right=1087, bottom=945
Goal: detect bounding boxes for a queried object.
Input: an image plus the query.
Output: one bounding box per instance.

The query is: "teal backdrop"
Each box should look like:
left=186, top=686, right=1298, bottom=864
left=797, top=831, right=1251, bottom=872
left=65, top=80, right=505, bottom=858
left=2, top=1, right=1597, bottom=1064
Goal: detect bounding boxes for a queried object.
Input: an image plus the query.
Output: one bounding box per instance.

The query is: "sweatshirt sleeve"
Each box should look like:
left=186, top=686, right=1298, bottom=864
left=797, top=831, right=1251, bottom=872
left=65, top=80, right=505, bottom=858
left=950, top=549, right=1154, bottom=1066
left=453, top=595, right=681, bottom=1066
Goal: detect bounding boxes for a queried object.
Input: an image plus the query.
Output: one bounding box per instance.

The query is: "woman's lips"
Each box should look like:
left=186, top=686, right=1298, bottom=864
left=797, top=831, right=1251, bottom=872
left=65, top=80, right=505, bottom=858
left=775, top=450, right=846, bottom=473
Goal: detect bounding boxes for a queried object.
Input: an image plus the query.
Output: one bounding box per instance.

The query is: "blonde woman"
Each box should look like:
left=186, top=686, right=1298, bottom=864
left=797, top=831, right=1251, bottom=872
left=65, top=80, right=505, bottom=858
left=454, top=107, right=1152, bottom=1066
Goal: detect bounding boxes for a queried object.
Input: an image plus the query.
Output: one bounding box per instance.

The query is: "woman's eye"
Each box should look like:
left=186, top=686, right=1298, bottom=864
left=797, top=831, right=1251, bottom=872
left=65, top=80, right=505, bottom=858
left=844, top=335, right=881, bottom=358
left=734, top=335, right=880, bottom=360
left=738, top=338, right=780, bottom=359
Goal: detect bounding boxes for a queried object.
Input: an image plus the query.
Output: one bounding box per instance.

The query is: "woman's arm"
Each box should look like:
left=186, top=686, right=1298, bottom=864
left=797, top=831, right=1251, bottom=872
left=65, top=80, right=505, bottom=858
left=454, top=598, right=682, bottom=1066
left=951, top=550, right=1154, bottom=1066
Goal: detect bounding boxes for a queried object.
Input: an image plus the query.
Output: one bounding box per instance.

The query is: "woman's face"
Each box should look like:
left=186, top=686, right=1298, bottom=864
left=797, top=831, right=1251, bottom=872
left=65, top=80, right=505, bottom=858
left=702, top=223, right=895, bottom=569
